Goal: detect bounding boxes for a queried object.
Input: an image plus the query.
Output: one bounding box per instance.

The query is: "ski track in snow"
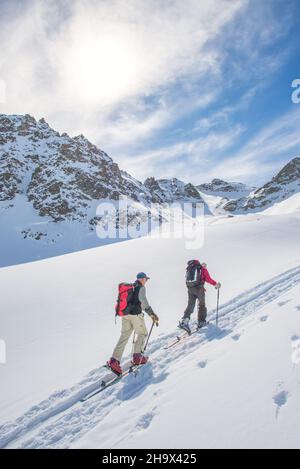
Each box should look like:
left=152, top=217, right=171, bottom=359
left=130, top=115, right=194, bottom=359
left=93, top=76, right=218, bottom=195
left=1, top=265, right=300, bottom=449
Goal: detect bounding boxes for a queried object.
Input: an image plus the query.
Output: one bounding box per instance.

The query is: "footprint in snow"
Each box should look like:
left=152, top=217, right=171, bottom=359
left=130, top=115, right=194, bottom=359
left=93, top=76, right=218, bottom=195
left=136, top=411, right=155, bottom=430
left=277, top=300, right=291, bottom=307
left=260, top=315, right=268, bottom=322
left=231, top=334, right=241, bottom=341
left=197, top=360, right=207, bottom=369
left=296, top=305, right=300, bottom=311
left=273, top=391, right=289, bottom=419
left=291, top=334, right=300, bottom=342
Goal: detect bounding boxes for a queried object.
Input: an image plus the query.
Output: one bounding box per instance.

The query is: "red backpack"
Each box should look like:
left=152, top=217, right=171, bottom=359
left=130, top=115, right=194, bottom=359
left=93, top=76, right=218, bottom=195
left=115, top=283, right=135, bottom=316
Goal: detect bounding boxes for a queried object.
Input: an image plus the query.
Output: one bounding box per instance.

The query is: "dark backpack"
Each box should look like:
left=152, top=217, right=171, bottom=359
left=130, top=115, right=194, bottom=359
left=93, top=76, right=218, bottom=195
left=115, top=283, right=136, bottom=316
left=186, top=260, right=202, bottom=287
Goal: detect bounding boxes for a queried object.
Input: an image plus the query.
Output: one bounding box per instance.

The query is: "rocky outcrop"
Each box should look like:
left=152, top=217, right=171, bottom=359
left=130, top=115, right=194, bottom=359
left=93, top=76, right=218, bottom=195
left=144, top=177, right=205, bottom=204
left=198, top=178, right=252, bottom=194
left=0, top=114, right=153, bottom=223
left=223, top=158, right=300, bottom=213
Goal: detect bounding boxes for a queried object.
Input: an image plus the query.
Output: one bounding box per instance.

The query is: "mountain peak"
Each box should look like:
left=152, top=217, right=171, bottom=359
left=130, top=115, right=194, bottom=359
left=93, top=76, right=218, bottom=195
left=198, top=178, right=252, bottom=194
left=271, top=157, right=300, bottom=185
left=223, top=157, right=300, bottom=214
left=0, top=113, right=152, bottom=221
left=211, top=178, right=227, bottom=185
left=145, top=176, right=205, bottom=204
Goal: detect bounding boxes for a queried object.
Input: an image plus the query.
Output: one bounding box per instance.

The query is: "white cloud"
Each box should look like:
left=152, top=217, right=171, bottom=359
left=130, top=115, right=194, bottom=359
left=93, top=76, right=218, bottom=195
left=0, top=0, right=245, bottom=136
left=121, top=123, right=245, bottom=182
left=0, top=0, right=296, bottom=187
left=122, top=102, right=300, bottom=186
left=93, top=88, right=220, bottom=149
left=0, top=80, right=6, bottom=104
left=206, top=107, right=300, bottom=184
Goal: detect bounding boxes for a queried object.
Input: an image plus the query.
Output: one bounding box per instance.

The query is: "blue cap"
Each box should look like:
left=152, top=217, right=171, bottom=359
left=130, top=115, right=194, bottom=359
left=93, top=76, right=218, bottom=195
left=136, top=272, right=150, bottom=280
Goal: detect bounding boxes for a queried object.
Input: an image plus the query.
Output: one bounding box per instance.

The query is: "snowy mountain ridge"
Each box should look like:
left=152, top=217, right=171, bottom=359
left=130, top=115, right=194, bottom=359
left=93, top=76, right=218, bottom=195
left=197, top=178, right=255, bottom=215
left=145, top=177, right=204, bottom=203
left=0, top=113, right=154, bottom=222
left=223, top=157, right=300, bottom=213
left=1, top=113, right=300, bottom=266
left=198, top=178, right=254, bottom=195
left=0, top=114, right=208, bottom=266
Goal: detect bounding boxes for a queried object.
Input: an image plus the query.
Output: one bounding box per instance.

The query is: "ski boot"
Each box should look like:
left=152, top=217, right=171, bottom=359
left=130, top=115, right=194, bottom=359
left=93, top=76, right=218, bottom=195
left=178, top=318, right=191, bottom=335
left=107, top=357, right=122, bottom=376
left=132, top=353, right=149, bottom=366
left=197, top=320, right=209, bottom=330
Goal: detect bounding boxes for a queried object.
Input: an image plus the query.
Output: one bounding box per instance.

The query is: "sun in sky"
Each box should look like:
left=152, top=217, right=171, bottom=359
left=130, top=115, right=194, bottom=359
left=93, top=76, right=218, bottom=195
left=0, top=0, right=300, bottom=185
left=63, top=30, right=140, bottom=105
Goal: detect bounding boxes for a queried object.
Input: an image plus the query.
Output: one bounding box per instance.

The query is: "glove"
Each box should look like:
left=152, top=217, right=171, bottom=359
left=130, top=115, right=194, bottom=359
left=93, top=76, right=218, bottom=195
left=145, top=307, right=159, bottom=324
left=215, top=282, right=221, bottom=289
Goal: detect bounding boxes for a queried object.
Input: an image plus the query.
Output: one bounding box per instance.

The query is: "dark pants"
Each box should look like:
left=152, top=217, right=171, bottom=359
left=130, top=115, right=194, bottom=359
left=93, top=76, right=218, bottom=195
left=183, top=285, right=207, bottom=322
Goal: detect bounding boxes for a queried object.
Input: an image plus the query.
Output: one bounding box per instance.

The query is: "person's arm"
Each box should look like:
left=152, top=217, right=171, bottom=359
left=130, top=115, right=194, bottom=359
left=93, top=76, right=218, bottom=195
left=138, top=286, right=150, bottom=311
left=139, top=286, right=159, bottom=323
left=202, top=267, right=217, bottom=286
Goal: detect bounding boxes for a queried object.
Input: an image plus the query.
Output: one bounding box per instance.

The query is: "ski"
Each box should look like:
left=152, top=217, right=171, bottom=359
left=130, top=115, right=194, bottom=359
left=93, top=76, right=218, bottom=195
left=164, top=322, right=210, bottom=350
left=80, top=363, right=142, bottom=402
left=164, top=331, right=190, bottom=350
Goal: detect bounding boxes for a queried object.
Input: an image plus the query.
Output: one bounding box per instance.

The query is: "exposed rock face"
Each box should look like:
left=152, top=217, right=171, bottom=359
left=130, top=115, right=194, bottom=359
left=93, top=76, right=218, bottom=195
left=1, top=112, right=299, bottom=266
left=144, top=177, right=205, bottom=204
left=0, top=113, right=212, bottom=266
left=196, top=178, right=255, bottom=215
left=0, top=114, right=153, bottom=222
left=198, top=178, right=252, bottom=194
left=223, top=158, right=300, bottom=213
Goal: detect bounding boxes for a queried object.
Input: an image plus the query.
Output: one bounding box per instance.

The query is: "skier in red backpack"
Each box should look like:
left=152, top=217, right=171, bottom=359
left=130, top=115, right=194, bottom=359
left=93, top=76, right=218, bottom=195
left=179, top=261, right=221, bottom=334
left=107, top=272, right=159, bottom=375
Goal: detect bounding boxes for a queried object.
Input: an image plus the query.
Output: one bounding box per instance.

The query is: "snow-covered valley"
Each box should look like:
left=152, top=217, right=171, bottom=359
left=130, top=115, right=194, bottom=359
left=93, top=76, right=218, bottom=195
left=1, top=207, right=300, bottom=449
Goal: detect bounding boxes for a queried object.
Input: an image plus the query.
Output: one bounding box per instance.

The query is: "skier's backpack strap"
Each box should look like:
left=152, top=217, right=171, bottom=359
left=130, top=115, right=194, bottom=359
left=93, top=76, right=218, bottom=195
left=186, top=260, right=202, bottom=287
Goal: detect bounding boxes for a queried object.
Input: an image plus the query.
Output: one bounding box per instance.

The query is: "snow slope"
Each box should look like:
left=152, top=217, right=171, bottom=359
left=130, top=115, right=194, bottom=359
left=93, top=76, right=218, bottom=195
left=0, top=210, right=300, bottom=448
left=76, top=280, right=300, bottom=450
left=263, top=192, right=300, bottom=216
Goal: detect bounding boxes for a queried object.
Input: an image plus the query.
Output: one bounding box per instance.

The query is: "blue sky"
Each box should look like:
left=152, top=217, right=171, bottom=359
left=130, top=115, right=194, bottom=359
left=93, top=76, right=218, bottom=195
left=0, top=0, right=300, bottom=186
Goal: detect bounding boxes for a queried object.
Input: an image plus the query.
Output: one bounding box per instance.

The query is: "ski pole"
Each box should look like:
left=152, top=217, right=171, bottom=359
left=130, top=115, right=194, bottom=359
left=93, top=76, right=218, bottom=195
left=143, top=321, right=155, bottom=352
left=216, top=288, right=220, bottom=327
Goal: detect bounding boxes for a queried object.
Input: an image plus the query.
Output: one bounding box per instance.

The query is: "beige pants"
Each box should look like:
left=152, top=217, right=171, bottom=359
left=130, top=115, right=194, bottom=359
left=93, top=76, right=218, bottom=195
left=112, top=314, right=148, bottom=362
